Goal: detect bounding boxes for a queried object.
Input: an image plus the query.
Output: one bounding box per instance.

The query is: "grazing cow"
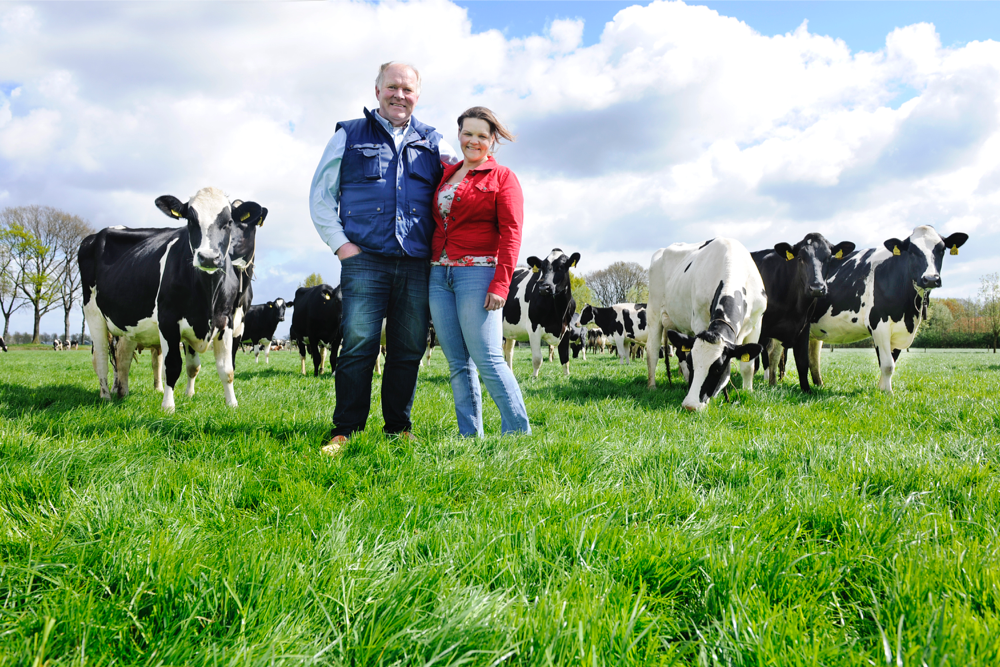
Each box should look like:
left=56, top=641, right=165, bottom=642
left=586, top=327, right=605, bottom=354
left=579, top=303, right=649, bottom=364
left=751, top=234, right=855, bottom=392
left=52, top=339, right=62, bottom=352
left=0, top=336, right=7, bottom=352
left=567, top=313, right=587, bottom=360
left=646, top=238, right=766, bottom=412
left=80, top=187, right=256, bottom=411
left=501, top=248, right=581, bottom=377
left=289, top=284, right=342, bottom=377
left=237, top=298, right=290, bottom=364
left=808, top=225, right=968, bottom=392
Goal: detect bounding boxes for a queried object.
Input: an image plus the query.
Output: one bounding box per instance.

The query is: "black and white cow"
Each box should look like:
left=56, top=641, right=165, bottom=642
left=567, top=313, right=587, bottom=360
left=228, top=198, right=267, bottom=367
left=80, top=187, right=254, bottom=411
left=289, top=283, right=342, bottom=377
left=237, top=298, right=290, bottom=364
left=0, top=336, right=7, bottom=352
left=501, top=248, right=581, bottom=377
left=751, top=233, right=855, bottom=392
left=808, top=225, right=968, bottom=392
left=579, top=303, right=649, bottom=364
left=646, top=238, right=766, bottom=412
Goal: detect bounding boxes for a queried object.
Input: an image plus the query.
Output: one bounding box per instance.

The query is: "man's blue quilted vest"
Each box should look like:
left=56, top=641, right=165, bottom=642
left=337, top=108, right=444, bottom=258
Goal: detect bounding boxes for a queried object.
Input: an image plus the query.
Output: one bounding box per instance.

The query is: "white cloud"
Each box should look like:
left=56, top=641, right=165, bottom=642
left=1, top=0, right=998, bottom=335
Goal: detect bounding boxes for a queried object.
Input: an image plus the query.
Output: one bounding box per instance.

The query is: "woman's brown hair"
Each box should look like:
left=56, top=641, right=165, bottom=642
left=457, top=106, right=516, bottom=152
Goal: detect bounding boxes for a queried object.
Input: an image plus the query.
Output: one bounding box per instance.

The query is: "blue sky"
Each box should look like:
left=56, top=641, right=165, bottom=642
left=456, top=1, right=1000, bottom=52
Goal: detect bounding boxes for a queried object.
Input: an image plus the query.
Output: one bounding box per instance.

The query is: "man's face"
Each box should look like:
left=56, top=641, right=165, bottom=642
left=375, top=65, right=420, bottom=127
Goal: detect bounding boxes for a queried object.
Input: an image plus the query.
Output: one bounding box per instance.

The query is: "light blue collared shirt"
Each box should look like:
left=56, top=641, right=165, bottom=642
left=310, top=110, right=459, bottom=255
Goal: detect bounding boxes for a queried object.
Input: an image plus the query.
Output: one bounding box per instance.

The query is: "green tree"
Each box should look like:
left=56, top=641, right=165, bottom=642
left=0, top=217, right=28, bottom=339
left=569, top=271, right=593, bottom=314
left=300, top=272, right=325, bottom=289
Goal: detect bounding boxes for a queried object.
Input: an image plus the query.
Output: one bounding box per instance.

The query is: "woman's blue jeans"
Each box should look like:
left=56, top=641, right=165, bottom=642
left=428, top=266, right=531, bottom=437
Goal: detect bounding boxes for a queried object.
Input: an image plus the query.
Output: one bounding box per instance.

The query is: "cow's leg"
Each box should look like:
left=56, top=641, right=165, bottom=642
left=212, top=330, right=238, bottom=408
left=738, top=327, right=762, bottom=392
left=873, top=332, right=895, bottom=393
left=529, top=335, right=543, bottom=378
left=298, top=341, right=307, bottom=375
left=112, top=337, right=137, bottom=398
left=151, top=347, right=163, bottom=393
left=84, top=301, right=112, bottom=399
left=792, top=332, right=812, bottom=393
left=808, top=339, right=824, bottom=387
left=263, top=341, right=272, bottom=364
left=558, top=334, right=571, bottom=375
left=779, top=347, right=787, bottom=380
left=767, top=339, right=783, bottom=386
left=159, top=324, right=183, bottom=413
left=646, top=315, right=664, bottom=389
left=616, top=336, right=629, bottom=365
left=330, top=331, right=342, bottom=375
left=320, top=347, right=328, bottom=374
left=308, top=340, right=321, bottom=377
left=254, top=343, right=261, bottom=363
left=503, top=338, right=515, bottom=370
left=184, top=344, right=201, bottom=397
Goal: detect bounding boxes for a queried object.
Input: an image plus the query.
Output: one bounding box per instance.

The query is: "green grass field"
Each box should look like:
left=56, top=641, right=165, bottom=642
left=2, top=345, right=999, bottom=665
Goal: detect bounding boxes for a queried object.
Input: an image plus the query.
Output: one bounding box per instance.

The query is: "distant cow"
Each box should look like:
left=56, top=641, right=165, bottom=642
left=808, top=225, right=968, bottom=392
left=52, top=339, right=62, bottom=351
left=80, top=188, right=256, bottom=411
left=567, top=314, right=587, bottom=360
left=502, top=248, right=581, bottom=377
left=586, top=327, right=605, bottom=354
left=228, top=198, right=268, bottom=367
left=751, top=234, right=855, bottom=392
left=646, top=238, right=766, bottom=412
left=237, top=298, right=290, bottom=364
left=579, top=303, right=649, bottom=364
left=0, top=336, right=7, bottom=352
left=290, top=284, right=342, bottom=377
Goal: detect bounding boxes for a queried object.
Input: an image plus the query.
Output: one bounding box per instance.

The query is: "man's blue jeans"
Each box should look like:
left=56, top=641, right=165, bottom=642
left=332, top=252, right=429, bottom=437
left=428, top=266, right=531, bottom=437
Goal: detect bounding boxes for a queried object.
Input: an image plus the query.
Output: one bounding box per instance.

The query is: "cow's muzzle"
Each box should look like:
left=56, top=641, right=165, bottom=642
left=808, top=284, right=827, bottom=298
left=196, top=249, right=223, bottom=271
left=539, top=283, right=555, bottom=296
left=917, top=275, right=941, bottom=289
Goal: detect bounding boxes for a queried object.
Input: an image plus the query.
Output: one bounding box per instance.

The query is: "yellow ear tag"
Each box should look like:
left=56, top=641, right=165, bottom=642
left=240, top=212, right=250, bottom=222
left=681, top=346, right=691, bottom=353
left=258, top=219, right=264, bottom=227
left=785, top=250, right=794, bottom=261
left=893, top=246, right=901, bottom=256
left=570, top=261, right=576, bottom=268
left=531, top=266, right=539, bottom=273
left=171, top=209, right=181, bottom=218
left=834, top=250, right=843, bottom=259
left=741, top=353, right=750, bottom=363
left=950, top=245, right=958, bottom=256
left=323, top=294, right=330, bottom=300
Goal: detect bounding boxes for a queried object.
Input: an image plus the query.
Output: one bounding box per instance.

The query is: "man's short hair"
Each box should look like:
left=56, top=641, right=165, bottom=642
left=376, top=62, right=421, bottom=93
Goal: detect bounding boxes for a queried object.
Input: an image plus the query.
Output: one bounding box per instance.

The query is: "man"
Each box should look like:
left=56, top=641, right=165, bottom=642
left=310, top=61, right=459, bottom=455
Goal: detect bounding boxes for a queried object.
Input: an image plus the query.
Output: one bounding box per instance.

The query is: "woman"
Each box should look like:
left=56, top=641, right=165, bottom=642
left=428, top=107, right=531, bottom=437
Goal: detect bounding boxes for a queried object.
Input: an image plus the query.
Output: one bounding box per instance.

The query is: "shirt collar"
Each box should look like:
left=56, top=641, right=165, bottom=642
left=373, top=108, right=410, bottom=135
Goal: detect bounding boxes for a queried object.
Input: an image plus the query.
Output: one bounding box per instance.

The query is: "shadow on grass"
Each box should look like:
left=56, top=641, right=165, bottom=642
left=0, top=382, right=101, bottom=415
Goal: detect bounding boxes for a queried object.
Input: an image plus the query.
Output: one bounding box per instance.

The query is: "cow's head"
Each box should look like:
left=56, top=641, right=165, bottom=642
left=773, top=233, right=855, bottom=302
left=526, top=248, right=581, bottom=297
left=155, top=187, right=234, bottom=273
left=268, top=298, right=288, bottom=322
left=668, top=329, right=763, bottom=412
left=579, top=304, right=596, bottom=326
left=883, top=226, right=968, bottom=292
left=229, top=199, right=268, bottom=271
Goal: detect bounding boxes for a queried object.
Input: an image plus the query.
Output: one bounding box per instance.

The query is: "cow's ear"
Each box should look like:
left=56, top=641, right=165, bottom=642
left=285, top=301, right=294, bottom=308
left=527, top=256, right=541, bottom=273
left=943, top=232, right=968, bottom=256
left=568, top=252, right=581, bottom=269
left=155, top=196, right=187, bottom=220
left=258, top=207, right=268, bottom=227
left=667, top=330, right=694, bottom=352
left=774, top=242, right=795, bottom=261
left=831, top=241, right=855, bottom=259
left=884, top=238, right=906, bottom=256
left=730, top=342, right=764, bottom=364
left=232, top=201, right=263, bottom=227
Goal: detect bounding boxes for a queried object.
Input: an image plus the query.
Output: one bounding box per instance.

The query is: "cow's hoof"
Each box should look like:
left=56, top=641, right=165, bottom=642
left=161, top=404, right=175, bottom=414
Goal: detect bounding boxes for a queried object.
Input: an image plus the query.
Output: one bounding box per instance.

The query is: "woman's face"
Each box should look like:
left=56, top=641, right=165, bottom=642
left=459, top=117, right=493, bottom=163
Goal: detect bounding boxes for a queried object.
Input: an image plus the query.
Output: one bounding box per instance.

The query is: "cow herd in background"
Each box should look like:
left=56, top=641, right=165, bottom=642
left=74, top=186, right=969, bottom=413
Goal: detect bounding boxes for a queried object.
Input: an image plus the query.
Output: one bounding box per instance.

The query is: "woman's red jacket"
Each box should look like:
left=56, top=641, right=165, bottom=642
left=431, top=156, right=524, bottom=299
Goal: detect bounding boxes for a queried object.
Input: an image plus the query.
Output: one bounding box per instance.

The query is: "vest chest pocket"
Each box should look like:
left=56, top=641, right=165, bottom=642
left=345, top=143, right=383, bottom=181
left=406, top=143, right=441, bottom=184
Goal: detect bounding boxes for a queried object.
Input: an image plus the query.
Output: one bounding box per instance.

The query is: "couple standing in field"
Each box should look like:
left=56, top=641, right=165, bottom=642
left=309, top=61, right=531, bottom=455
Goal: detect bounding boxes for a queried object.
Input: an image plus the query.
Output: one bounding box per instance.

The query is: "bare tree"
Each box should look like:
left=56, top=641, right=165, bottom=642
left=4, top=206, right=73, bottom=343
left=980, top=273, right=1000, bottom=353
left=583, top=261, right=648, bottom=307
left=55, top=214, right=94, bottom=343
